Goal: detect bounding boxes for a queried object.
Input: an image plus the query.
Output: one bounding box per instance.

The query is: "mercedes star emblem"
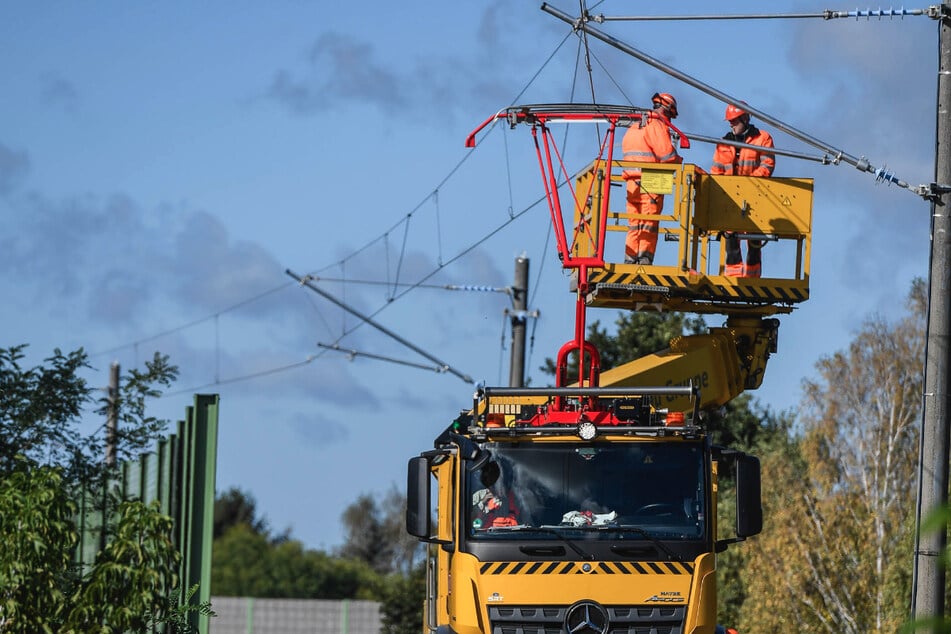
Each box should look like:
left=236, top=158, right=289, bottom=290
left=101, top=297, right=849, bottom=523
left=565, top=600, right=609, bottom=634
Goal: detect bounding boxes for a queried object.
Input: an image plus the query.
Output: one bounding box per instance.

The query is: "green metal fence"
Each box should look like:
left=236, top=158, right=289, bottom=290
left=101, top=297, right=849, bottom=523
left=74, top=393, right=220, bottom=632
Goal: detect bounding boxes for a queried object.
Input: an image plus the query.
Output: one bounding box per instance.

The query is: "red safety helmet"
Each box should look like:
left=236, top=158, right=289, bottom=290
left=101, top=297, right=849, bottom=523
left=652, top=92, right=678, bottom=119
left=725, top=104, right=749, bottom=121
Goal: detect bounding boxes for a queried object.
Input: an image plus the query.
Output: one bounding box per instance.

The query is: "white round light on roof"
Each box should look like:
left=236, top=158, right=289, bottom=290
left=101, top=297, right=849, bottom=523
left=577, top=420, right=597, bottom=441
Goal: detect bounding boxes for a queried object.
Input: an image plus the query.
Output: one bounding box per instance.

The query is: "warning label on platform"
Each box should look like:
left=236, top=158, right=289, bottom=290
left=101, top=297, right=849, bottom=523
left=640, top=169, right=674, bottom=194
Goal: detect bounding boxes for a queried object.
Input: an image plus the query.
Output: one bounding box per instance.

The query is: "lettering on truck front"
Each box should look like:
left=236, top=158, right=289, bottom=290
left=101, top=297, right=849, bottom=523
left=645, top=591, right=685, bottom=603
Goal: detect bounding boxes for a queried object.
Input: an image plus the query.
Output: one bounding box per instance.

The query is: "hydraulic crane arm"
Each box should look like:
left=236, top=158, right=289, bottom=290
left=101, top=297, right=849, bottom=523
left=598, top=315, right=779, bottom=412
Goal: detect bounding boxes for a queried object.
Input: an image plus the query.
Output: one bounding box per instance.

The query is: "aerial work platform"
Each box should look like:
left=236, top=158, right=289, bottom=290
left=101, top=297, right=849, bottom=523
left=468, top=104, right=814, bottom=317
left=572, top=160, right=813, bottom=316
left=467, top=104, right=815, bottom=395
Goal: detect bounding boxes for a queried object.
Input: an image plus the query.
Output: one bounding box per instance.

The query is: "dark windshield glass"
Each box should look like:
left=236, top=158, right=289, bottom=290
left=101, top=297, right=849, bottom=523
left=466, top=442, right=706, bottom=541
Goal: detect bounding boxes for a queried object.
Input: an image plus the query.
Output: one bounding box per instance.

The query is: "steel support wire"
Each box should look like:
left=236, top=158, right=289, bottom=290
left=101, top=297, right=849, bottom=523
left=287, top=269, right=474, bottom=384
left=317, top=342, right=452, bottom=374
left=590, top=7, right=937, bottom=22
left=540, top=2, right=929, bottom=197
left=682, top=132, right=834, bottom=164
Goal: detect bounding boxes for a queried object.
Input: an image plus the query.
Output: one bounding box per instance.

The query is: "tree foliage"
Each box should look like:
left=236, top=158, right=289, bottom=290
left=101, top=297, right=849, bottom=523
left=0, top=461, right=77, bottom=632
left=741, top=279, right=925, bottom=632
left=338, top=486, right=423, bottom=575
left=213, top=487, right=270, bottom=540
left=378, top=564, right=426, bottom=634
left=63, top=500, right=181, bottom=633
left=211, top=523, right=380, bottom=599
left=0, top=344, right=186, bottom=632
left=541, top=311, right=706, bottom=378
left=210, top=485, right=425, bottom=633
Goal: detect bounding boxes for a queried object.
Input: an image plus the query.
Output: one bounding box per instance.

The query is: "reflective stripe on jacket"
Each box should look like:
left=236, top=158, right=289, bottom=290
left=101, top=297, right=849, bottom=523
left=710, top=125, right=775, bottom=177
left=622, top=116, right=681, bottom=168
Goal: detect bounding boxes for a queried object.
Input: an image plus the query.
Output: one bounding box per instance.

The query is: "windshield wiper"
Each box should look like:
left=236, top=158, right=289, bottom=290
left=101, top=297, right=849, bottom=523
left=484, top=525, right=594, bottom=560
left=585, top=525, right=685, bottom=563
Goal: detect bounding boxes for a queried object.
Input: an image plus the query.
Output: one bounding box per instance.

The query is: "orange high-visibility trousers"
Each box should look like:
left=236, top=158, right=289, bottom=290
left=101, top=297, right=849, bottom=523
left=625, top=181, right=663, bottom=264
left=724, top=233, right=762, bottom=278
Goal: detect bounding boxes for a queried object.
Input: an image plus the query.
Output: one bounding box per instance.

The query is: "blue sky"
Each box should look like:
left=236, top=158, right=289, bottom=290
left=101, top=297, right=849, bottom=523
left=1, top=2, right=937, bottom=549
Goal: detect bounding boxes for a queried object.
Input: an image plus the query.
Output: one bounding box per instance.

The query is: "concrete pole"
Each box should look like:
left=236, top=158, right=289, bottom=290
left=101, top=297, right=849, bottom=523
left=105, top=361, right=119, bottom=467
left=913, top=5, right=951, bottom=627
left=508, top=255, right=529, bottom=387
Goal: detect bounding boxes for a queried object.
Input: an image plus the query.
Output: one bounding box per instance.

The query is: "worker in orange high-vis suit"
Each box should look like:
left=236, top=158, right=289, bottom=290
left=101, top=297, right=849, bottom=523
left=621, top=92, right=683, bottom=265
left=711, top=103, right=775, bottom=278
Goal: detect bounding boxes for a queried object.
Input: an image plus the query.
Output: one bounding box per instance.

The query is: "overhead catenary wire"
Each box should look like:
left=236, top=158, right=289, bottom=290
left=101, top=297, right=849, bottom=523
left=540, top=2, right=936, bottom=198
left=302, top=275, right=512, bottom=294
left=316, top=342, right=453, bottom=374
left=90, top=281, right=294, bottom=358
left=681, top=132, right=836, bottom=164
left=287, top=268, right=474, bottom=384
left=134, top=32, right=575, bottom=396
left=590, top=7, right=937, bottom=22
left=164, top=190, right=551, bottom=398
left=313, top=35, right=580, bottom=283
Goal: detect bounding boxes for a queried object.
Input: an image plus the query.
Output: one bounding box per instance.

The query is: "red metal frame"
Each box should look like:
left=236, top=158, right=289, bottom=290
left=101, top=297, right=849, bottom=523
left=467, top=106, right=690, bottom=397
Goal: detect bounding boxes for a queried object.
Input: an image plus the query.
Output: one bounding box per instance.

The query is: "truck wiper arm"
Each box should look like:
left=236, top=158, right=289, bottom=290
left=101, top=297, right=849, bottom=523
left=589, top=525, right=684, bottom=563
left=485, top=525, right=594, bottom=560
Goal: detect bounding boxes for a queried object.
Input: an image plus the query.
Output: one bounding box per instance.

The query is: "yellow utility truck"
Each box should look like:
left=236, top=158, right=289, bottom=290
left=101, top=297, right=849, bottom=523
left=408, top=105, right=813, bottom=633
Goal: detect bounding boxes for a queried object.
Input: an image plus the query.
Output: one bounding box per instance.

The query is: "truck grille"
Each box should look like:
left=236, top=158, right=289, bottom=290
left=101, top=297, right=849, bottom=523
left=488, top=604, right=685, bottom=634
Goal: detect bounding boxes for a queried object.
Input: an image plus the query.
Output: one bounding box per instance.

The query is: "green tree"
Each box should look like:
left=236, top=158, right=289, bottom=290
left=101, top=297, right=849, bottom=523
left=742, top=280, right=925, bottom=632
left=63, top=500, right=181, bottom=632
left=213, top=487, right=270, bottom=540
left=338, top=493, right=394, bottom=574
left=339, top=488, right=425, bottom=631
left=0, top=344, right=185, bottom=632
left=211, top=523, right=381, bottom=599
left=541, top=311, right=706, bottom=379
left=710, top=396, right=793, bottom=629
left=379, top=564, right=426, bottom=634
left=0, top=461, right=76, bottom=632
left=338, top=486, right=423, bottom=576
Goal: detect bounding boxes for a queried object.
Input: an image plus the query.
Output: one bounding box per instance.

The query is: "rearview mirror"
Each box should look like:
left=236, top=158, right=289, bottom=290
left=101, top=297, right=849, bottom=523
left=736, top=453, right=763, bottom=538
left=406, top=457, right=431, bottom=539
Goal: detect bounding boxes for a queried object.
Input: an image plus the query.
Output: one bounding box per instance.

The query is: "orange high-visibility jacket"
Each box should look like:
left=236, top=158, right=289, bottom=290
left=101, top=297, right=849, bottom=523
left=622, top=116, right=681, bottom=168
left=710, top=125, right=775, bottom=177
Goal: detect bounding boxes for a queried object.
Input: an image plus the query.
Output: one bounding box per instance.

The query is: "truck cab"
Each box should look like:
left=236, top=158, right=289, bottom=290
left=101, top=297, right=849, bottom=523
left=407, top=387, right=762, bottom=634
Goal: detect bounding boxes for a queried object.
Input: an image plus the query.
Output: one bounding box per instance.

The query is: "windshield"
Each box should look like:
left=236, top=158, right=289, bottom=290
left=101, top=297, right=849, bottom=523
left=466, top=442, right=706, bottom=541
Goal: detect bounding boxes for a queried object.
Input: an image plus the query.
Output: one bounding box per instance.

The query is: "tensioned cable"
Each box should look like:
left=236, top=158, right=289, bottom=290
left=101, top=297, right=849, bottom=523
left=168, top=191, right=551, bottom=397
left=586, top=43, right=635, bottom=106
left=434, top=189, right=444, bottom=267
left=164, top=151, right=554, bottom=396
left=578, top=0, right=598, bottom=105
left=90, top=282, right=294, bottom=358
left=158, top=33, right=576, bottom=395
left=290, top=35, right=575, bottom=349
left=315, top=193, right=549, bottom=343
left=302, top=276, right=511, bottom=294
left=591, top=7, right=934, bottom=21
left=541, top=2, right=934, bottom=197
left=165, top=356, right=318, bottom=397
left=315, top=343, right=455, bottom=374
left=498, top=310, right=508, bottom=384
left=310, top=30, right=575, bottom=280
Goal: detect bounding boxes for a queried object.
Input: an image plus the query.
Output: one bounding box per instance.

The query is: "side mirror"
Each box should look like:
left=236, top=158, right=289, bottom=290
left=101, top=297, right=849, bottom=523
left=406, top=457, right=432, bottom=539
left=449, top=432, right=490, bottom=471
left=736, top=454, right=763, bottom=538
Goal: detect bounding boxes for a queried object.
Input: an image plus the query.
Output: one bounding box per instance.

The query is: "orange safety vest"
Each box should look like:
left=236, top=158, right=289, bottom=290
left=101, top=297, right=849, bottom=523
left=622, top=115, right=681, bottom=167
left=710, top=125, right=775, bottom=177
left=621, top=114, right=681, bottom=265
left=713, top=125, right=773, bottom=277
